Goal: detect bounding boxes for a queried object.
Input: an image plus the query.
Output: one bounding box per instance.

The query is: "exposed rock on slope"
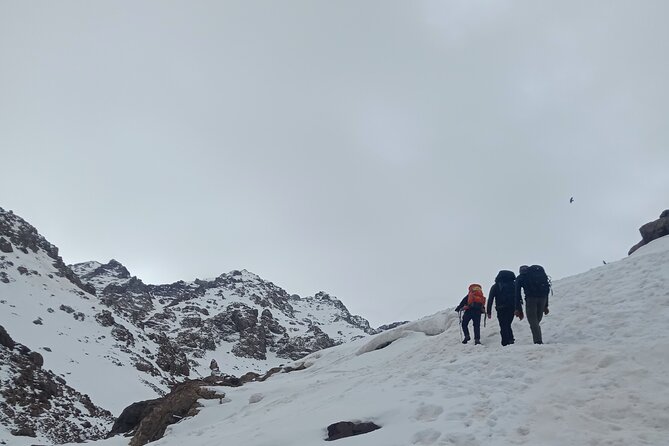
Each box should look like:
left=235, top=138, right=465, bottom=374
left=0, top=325, right=113, bottom=444
left=109, top=377, right=236, bottom=446
left=628, top=209, right=669, bottom=255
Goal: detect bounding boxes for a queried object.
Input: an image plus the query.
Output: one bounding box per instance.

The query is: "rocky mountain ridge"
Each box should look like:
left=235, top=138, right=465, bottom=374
left=68, top=259, right=377, bottom=366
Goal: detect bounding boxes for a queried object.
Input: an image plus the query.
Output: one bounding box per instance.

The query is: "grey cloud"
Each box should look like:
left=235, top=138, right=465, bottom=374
left=1, top=1, right=668, bottom=326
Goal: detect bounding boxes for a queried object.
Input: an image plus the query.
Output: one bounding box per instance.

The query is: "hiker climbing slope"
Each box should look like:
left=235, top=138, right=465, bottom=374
left=455, top=284, right=486, bottom=345
left=515, top=265, right=551, bottom=344
left=487, top=270, right=517, bottom=346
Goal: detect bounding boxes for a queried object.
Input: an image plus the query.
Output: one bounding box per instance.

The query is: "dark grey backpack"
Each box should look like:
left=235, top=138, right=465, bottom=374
left=495, top=270, right=516, bottom=308
left=523, top=265, right=551, bottom=297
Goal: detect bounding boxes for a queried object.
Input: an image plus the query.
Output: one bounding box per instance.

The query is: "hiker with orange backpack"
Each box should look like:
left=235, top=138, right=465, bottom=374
left=454, top=284, right=486, bottom=345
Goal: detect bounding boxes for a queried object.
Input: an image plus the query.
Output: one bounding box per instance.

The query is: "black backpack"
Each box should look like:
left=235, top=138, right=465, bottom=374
left=523, top=265, right=551, bottom=297
left=494, top=270, right=516, bottom=308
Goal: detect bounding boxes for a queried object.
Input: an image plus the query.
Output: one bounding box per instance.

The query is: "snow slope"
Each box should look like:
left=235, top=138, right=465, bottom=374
left=76, top=236, right=669, bottom=446
left=0, top=241, right=166, bottom=414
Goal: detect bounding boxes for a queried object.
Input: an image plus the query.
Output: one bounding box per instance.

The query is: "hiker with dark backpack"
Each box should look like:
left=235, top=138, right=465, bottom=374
left=515, top=265, right=551, bottom=344
left=486, top=270, right=517, bottom=346
left=454, top=284, right=486, bottom=345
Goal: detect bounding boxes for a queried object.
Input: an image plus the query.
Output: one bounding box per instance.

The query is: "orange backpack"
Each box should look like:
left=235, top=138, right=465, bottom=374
left=466, top=284, right=486, bottom=310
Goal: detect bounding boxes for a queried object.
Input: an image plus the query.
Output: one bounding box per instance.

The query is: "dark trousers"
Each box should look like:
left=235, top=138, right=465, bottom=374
left=461, top=310, right=481, bottom=341
left=496, top=307, right=515, bottom=346
left=525, top=297, right=548, bottom=344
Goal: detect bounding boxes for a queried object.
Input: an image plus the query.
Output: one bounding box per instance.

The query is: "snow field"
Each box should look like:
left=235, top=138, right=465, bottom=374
left=81, top=237, right=669, bottom=446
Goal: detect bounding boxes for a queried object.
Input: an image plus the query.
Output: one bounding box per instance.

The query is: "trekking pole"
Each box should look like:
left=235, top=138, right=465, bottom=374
left=458, top=310, right=463, bottom=342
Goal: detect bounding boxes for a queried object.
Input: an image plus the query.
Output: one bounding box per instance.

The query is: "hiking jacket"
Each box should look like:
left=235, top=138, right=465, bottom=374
left=455, top=295, right=485, bottom=314
left=486, top=283, right=516, bottom=314
left=515, top=274, right=549, bottom=311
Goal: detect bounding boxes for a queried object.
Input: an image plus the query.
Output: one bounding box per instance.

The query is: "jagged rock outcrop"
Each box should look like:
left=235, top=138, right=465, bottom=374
left=153, top=334, right=190, bottom=377
left=110, top=376, right=240, bottom=446
left=112, top=323, right=136, bottom=347
left=95, top=309, right=116, bottom=327
left=99, top=276, right=154, bottom=324
left=0, top=325, right=113, bottom=443
left=0, top=325, right=15, bottom=349
left=629, top=210, right=669, bottom=255
left=276, top=325, right=338, bottom=361
left=109, top=360, right=309, bottom=445
left=377, top=321, right=410, bottom=331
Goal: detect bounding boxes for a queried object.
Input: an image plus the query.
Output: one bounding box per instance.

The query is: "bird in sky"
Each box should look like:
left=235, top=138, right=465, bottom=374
left=570, top=197, right=574, bottom=203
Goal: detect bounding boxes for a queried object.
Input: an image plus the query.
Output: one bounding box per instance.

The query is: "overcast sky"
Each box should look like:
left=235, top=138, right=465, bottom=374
left=1, top=1, right=668, bottom=327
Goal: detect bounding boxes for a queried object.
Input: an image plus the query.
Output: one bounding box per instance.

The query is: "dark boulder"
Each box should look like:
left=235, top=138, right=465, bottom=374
left=639, top=211, right=669, bottom=242
left=59, top=304, right=75, bottom=314
left=11, top=426, right=37, bottom=437
left=0, top=237, right=13, bottom=253
left=325, top=421, right=381, bottom=441
left=28, top=351, right=44, bottom=368
left=109, top=399, right=162, bottom=436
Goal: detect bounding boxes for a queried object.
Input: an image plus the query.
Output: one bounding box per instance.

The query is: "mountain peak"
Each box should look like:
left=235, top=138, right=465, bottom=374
left=99, top=259, right=131, bottom=278
left=0, top=208, right=95, bottom=295
left=73, top=259, right=131, bottom=279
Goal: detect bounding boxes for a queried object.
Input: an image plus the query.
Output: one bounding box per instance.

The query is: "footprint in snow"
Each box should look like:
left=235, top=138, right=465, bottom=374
left=413, top=404, right=444, bottom=422
left=596, top=355, right=616, bottom=369
left=414, top=390, right=434, bottom=397
left=411, top=428, right=441, bottom=445
left=438, top=432, right=479, bottom=446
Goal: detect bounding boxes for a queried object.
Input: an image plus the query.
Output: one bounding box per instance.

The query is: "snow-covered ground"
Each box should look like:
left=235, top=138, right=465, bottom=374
left=67, top=236, right=669, bottom=446
left=0, top=246, right=165, bottom=414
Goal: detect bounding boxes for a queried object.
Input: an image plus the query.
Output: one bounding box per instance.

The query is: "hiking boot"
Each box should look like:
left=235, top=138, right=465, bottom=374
left=462, top=337, right=470, bottom=344
left=474, top=339, right=481, bottom=345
